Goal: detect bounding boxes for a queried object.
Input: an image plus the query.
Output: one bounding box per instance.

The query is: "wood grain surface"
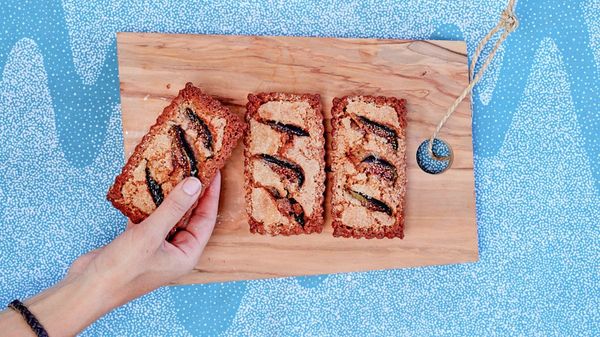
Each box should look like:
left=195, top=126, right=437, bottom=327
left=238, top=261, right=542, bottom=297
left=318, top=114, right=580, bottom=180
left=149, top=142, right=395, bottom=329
left=116, top=32, right=478, bottom=284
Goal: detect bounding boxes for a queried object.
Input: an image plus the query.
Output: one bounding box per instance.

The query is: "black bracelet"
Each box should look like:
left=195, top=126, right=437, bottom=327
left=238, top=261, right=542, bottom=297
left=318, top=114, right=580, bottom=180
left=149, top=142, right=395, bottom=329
left=7, top=299, right=49, bottom=337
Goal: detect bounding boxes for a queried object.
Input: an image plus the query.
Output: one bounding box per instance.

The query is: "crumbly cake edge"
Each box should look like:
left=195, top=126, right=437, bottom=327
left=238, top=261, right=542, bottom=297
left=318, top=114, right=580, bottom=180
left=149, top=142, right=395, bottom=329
left=244, top=92, right=326, bottom=236
left=107, top=82, right=246, bottom=225
left=329, top=95, right=407, bottom=239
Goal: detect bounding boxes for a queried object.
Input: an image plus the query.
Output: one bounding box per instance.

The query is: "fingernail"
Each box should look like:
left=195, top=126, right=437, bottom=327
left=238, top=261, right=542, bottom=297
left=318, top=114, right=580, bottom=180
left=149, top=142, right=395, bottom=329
left=182, top=177, right=202, bottom=195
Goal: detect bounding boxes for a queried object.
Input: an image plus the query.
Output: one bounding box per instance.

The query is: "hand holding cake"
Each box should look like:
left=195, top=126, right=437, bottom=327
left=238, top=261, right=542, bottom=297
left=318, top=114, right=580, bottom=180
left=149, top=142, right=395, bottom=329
left=0, top=173, right=222, bottom=337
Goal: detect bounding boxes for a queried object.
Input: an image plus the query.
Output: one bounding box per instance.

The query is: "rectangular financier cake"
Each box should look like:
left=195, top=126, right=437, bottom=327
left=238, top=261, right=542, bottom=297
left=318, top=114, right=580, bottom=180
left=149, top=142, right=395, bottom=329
left=107, top=82, right=245, bottom=228
left=245, top=93, right=326, bottom=235
left=330, top=95, right=407, bottom=239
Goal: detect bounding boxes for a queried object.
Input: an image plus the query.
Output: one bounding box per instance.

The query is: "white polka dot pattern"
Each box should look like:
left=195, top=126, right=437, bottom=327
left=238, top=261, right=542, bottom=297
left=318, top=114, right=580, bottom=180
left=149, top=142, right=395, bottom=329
left=0, top=1, right=598, bottom=336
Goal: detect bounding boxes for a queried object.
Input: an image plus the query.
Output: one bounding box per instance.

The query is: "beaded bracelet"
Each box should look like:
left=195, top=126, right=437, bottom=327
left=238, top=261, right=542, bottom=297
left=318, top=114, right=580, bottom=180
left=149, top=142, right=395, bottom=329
left=7, top=299, right=49, bottom=337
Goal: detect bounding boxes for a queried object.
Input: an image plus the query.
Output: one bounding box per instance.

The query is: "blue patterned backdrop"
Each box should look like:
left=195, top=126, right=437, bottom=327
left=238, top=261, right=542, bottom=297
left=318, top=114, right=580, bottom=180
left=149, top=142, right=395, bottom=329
left=0, top=0, right=598, bottom=336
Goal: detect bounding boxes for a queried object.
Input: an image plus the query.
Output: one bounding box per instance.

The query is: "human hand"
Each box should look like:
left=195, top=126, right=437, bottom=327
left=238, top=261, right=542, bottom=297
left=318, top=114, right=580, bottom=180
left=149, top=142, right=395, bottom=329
left=71, top=171, right=222, bottom=307
left=4, top=172, right=222, bottom=337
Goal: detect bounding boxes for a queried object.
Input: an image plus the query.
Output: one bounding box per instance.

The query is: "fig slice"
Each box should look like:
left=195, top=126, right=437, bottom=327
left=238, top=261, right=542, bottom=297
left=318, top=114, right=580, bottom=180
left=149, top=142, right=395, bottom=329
left=171, top=125, right=199, bottom=178
left=145, top=166, right=164, bottom=206
left=361, top=155, right=398, bottom=182
left=185, top=107, right=214, bottom=153
left=289, top=198, right=305, bottom=227
left=265, top=120, right=309, bottom=137
left=348, top=189, right=392, bottom=216
left=357, top=116, right=398, bottom=151
left=258, top=154, right=305, bottom=187
left=266, top=189, right=305, bottom=227
left=276, top=197, right=305, bottom=227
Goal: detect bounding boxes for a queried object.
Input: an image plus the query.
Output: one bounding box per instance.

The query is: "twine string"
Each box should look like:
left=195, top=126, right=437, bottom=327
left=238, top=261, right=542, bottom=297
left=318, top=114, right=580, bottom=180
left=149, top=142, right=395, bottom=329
left=428, top=0, right=519, bottom=161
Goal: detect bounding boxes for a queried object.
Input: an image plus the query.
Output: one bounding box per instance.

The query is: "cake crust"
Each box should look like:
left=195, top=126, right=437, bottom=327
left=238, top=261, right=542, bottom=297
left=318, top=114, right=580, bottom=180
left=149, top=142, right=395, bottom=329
left=244, top=92, right=326, bottom=236
left=330, top=95, right=407, bottom=239
left=107, top=83, right=245, bottom=226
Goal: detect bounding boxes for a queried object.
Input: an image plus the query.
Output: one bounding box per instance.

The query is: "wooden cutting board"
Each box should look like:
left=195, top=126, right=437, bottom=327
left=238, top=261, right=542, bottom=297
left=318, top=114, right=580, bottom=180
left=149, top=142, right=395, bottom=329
left=116, top=32, right=478, bottom=284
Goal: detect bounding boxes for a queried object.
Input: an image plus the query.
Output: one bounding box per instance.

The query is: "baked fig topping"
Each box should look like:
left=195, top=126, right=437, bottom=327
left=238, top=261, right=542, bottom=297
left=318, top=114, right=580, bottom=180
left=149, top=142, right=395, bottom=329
left=258, top=154, right=305, bottom=187
left=266, top=120, right=309, bottom=137
left=145, top=166, right=164, bottom=206
left=185, top=107, right=213, bottom=153
left=172, top=125, right=199, bottom=178
left=265, top=186, right=282, bottom=199
left=361, top=155, right=398, bottom=182
left=357, top=116, right=398, bottom=151
left=288, top=197, right=306, bottom=227
left=348, top=189, right=392, bottom=216
left=270, top=192, right=305, bottom=227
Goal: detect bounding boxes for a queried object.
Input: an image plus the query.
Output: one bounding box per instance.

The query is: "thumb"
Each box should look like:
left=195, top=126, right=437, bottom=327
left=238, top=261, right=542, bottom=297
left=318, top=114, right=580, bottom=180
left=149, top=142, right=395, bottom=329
left=140, top=177, right=202, bottom=243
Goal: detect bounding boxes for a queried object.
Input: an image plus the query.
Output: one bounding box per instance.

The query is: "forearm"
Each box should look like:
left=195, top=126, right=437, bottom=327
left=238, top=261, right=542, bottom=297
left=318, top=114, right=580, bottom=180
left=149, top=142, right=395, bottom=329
left=0, top=275, right=118, bottom=337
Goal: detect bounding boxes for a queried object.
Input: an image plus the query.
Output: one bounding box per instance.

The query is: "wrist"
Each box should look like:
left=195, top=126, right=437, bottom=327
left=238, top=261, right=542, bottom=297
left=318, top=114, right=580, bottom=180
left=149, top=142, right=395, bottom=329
left=25, top=274, right=118, bottom=337
left=0, top=309, right=37, bottom=337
